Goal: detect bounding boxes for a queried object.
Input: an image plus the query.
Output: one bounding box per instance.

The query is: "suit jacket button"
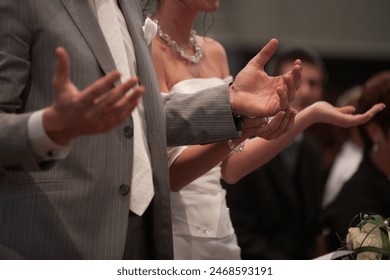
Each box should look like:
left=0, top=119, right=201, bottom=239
left=119, top=184, right=130, bottom=196
left=123, top=125, right=133, bottom=138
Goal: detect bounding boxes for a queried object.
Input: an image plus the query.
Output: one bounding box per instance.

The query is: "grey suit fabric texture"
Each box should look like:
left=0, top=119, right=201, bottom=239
left=0, top=0, right=238, bottom=259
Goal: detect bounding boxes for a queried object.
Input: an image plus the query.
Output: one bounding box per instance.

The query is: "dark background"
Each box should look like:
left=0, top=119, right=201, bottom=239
left=227, top=48, right=390, bottom=104
left=195, top=0, right=390, bottom=103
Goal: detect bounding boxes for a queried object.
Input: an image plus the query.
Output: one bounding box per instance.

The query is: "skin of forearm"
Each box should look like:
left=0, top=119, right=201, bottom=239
left=221, top=106, right=316, bottom=184
left=169, top=137, right=246, bottom=191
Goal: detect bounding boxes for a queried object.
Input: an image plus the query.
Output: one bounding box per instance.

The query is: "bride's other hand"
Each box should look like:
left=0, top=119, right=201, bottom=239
left=307, top=101, right=385, bottom=128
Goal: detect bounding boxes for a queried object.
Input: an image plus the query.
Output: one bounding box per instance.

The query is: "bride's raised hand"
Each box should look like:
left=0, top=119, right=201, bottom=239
left=307, top=101, right=385, bottom=128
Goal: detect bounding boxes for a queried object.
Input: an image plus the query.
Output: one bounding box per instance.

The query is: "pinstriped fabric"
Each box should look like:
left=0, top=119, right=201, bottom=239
left=93, top=0, right=154, bottom=216
left=0, top=0, right=241, bottom=259
left=61, top=0, right=118, bottom=77
left=0, top=0, right=40, bottom=170
left=120, top=0, right=241, bottom=258
left=163, top=85, right=240, bottom=146
left=0, top=0, right=134, bottom=259
left=119, top=0, right=173, bottom=259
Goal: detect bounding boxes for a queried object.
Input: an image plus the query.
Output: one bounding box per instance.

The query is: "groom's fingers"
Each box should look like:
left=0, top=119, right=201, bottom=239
left=80, top=71, right=121, bottom=105
left=276, top=85, right=289, bottom=111
left=292, top=59, right=302, bottom=90
left=53, top=47, right=70, bottom=92
left=270, top=107, right=296, bottom=139
left=281, top=60, right=301, bottom=103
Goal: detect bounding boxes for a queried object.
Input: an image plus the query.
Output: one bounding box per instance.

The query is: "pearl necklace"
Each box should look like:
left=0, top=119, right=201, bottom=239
left=153, top=19, right=203, bottom=64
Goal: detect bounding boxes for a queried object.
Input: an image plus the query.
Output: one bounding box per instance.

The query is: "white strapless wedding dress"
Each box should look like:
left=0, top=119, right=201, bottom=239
left=164, top=77, right=241, bottom=260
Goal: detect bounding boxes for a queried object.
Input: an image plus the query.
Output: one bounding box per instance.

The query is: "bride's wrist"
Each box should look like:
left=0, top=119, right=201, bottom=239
left=301, top=103, right=320, bottom=127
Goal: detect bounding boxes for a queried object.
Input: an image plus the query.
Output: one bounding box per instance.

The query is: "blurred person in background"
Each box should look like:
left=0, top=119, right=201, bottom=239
left=320, top=71, right=390, bottom=252
left=322, top=85, right=364, bottom=209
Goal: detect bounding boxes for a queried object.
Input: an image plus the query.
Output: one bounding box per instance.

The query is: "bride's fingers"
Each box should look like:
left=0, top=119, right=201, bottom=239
left=337, top=106, right=356, bottom=114
left=365, top=103, right=386, bottom=117
left=338, top=103, right=386, bottom=127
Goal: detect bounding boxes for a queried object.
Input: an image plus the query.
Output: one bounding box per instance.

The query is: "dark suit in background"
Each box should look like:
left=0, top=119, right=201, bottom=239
left=222, top=133, right=325, bottom=259
left=321, top=155, right=390, bottom=251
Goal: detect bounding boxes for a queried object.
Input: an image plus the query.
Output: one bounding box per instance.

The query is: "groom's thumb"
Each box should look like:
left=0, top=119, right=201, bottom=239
left=249, top=38, right=279, bottom=69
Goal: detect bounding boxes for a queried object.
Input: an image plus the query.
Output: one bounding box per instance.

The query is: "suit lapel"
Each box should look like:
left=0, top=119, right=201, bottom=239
left=118, top=0, right=163, bottom=130
left=118, top=0, right=173, bottom=259
left=61, top=0, right=161, bottom=125
left=117, top=0, right=145, bottom=46
left=60, top=0, right=117, bottom=75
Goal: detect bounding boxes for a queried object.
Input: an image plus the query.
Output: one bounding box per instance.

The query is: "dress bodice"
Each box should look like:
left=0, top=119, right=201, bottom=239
left=165, top=77, right=235, bottom=238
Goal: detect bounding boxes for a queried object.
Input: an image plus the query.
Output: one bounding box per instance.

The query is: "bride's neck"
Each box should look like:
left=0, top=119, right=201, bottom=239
left=153, top=5, right=197, bottom=46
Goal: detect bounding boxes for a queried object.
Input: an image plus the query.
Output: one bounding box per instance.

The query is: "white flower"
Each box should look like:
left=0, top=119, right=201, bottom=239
left=346, top=223, right=390, bottom=260
left=142, top=17, right=157, bottom=46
